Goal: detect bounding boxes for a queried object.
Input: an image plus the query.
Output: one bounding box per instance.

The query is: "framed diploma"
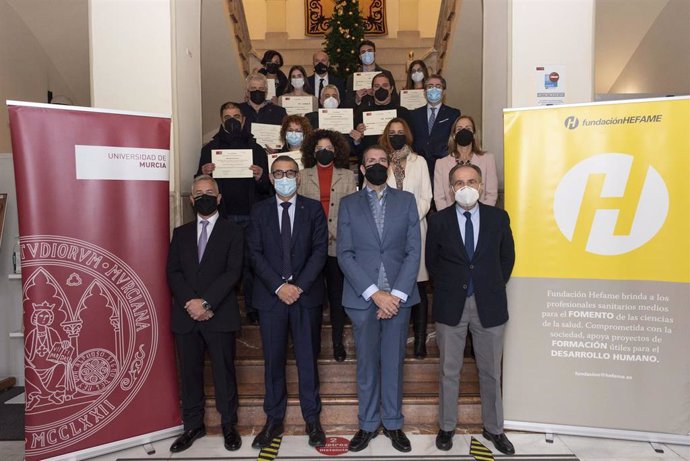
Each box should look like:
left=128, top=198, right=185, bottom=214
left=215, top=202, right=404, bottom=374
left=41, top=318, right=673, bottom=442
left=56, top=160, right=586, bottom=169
left=352, top=72, right=380, bottom=91
left=363, top=109, right=397, bottom=136
left=251, top=123, right=283, bottom=149
left=400, top=89, right=427, bottom=110
left=318, top=108, right=354, bottom=134
left=211, top=149, right=253, bottom=178
left=281, top=96, right=314, bottom=116
left=267, top=150, right=304, bottom=171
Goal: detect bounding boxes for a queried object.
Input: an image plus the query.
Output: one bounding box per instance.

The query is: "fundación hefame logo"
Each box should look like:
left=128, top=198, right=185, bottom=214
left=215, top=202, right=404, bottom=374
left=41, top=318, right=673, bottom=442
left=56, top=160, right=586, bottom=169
left=553, top=153, right=669, bottom=255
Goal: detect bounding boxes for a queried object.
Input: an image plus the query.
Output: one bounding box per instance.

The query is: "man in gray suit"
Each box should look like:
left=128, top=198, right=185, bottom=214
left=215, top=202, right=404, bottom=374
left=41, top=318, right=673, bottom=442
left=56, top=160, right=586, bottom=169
left=337, top=145, right=421, bottom=453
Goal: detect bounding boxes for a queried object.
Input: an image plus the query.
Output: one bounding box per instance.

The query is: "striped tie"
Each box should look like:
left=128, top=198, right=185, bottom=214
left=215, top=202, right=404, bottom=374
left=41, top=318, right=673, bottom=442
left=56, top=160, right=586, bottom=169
left=428, top=106, right=436, bottom=134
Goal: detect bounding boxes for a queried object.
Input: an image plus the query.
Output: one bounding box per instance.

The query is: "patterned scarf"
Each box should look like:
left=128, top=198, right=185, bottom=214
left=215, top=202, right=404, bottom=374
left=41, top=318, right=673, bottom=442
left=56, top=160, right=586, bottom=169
left=391, top=145, right=411, bottom=189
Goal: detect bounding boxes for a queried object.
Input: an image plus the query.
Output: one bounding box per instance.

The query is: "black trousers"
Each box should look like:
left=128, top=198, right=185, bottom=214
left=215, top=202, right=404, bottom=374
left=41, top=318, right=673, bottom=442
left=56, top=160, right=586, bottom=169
left=175, top=328, right=238, bottom=430
left=324, top=256, right=346, bottom=345
left=411, top=281, right=429, bottom=338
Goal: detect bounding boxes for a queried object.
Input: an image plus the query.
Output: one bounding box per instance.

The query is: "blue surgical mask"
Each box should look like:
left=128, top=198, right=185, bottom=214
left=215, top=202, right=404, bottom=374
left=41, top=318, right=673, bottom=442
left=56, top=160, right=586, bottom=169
left=285, top=131, right=303, bottom=147
left=274, top=177, right=297, bottom=197
left=360, top=51, right=375, bottom=66
left=426, top=87, right=443, bottom=104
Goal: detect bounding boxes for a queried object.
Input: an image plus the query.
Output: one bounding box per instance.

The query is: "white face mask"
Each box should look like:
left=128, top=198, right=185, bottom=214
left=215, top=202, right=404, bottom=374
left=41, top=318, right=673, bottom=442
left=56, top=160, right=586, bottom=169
left=291, top=77, right=305, bottom=89
left=411, top=70, right=425, bottom=83
left=454, top=186, right=480, bottom=208
left=322, top=96, right=339, bottom=109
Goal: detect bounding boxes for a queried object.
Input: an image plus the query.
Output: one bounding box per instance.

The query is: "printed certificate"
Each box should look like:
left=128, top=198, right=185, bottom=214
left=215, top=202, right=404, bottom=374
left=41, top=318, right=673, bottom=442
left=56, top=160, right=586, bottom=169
left=281, top=96, right=314, bottom=116
left=352, top=72, right=380, bottom=91
left=318, top=108, right=354, bottom=134
left=268, top=150, right=304, bottom=171
left=251, top=123, right=283, bottom=149
left=363, top=109, right=397, bottom=136
left=212, top=149, right=253, bottom=178
left=400, top=89, right=426, bottom=110
left=267, top=78, right=276, bottom=100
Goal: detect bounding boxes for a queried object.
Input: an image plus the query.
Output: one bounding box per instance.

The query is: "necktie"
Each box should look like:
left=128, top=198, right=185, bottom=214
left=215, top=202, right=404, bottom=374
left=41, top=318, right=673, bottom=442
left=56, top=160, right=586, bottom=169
left=198, top=219, right=209, bottom=262
left=319, top=78, right=325, bottom=99
left=280, top=202, right=292, bottom=280
left=464, top=211, right=474, bottom=296
left=428, top=107, right=436, bottom=134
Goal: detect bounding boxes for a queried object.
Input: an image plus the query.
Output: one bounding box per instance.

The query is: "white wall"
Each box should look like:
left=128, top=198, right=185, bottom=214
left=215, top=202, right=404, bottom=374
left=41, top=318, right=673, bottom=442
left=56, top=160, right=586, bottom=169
left=0, top=154, right=25, bottom=385
left=0, top=0, right=76, bottom=152
left=510, top=0, right=595, bottom=107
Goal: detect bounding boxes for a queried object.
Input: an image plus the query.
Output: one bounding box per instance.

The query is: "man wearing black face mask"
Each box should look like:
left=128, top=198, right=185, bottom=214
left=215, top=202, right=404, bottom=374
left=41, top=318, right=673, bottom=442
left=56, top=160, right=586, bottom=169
left=352, top=73, right=413, bottom=165
left=307, top=50, right=346, bottom=107
left=238, top=73, right=288, bottom=139
left=197, top=101, right=272, bottom=324
left=167, top=175, right=245, bottom=453
left=337, top=145, right=421, bottom=453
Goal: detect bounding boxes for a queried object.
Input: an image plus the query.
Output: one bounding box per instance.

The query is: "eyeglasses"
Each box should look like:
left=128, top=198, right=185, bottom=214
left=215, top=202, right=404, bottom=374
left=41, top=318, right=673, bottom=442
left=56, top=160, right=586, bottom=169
left=271, top=169, right=298, bottom=179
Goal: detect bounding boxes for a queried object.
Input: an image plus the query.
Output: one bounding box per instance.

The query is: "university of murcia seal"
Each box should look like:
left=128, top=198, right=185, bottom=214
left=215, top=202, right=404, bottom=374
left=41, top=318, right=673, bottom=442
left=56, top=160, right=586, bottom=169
left=20, top=235, right=157, bottom=457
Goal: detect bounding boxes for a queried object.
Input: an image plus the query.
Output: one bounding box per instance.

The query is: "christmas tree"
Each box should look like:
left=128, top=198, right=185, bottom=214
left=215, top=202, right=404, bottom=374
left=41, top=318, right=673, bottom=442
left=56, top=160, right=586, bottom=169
left=323, top=0, right=366, bottom=79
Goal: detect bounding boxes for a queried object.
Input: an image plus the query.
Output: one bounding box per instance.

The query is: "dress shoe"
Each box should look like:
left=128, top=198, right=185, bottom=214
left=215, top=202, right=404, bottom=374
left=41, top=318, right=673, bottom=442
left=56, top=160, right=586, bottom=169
left=170, top=426, right=205, bottom=453
left=435, top=429, right=454, bottom=451
left=252, top=421, right=284, bottom=449
left=223, top=425, right=242, bottom=451
left=333, top=343, right=347, bottom=362
left=247, top=311, right=259, bottom=325
left=348, top=428, right=378, bottom=451
left=383, top=427, right=411, bottom=452
left=482, top=428, right=515, bottom=455
left=414, top=336, right=427, bottom=359
left=306, top=420, right=326, bottom=447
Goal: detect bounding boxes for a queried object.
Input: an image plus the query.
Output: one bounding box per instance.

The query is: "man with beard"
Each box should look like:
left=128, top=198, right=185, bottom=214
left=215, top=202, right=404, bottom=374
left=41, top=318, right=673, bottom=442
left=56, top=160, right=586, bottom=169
left=197, top=101, right=271, bottom=324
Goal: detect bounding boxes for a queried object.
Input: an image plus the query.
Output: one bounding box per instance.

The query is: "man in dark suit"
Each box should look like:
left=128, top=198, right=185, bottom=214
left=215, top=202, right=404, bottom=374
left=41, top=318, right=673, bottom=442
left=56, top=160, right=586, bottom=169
left=167, top=175, right=244, bottom=453
left=308, top=50, right=346, bottom=106
left=426, top=163, right=515, bottom=455
left=409, top=74, right=461, bottom=183
left=337, top=145, right=421, bottom=453
left=238, top=72, right=288, bottom=137
left=247, top=156, right=328, bottom=449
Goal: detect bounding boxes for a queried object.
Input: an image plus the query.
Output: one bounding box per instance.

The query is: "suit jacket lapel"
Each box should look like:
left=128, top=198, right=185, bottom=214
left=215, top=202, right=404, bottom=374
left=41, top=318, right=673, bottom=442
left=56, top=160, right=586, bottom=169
left=198, top=218, right=222, bottom=266
left=474, top=203, right=489, bottom=259
left=447, top=206, right=470, bottom=262
left=291, top=196, right=305, bottom=250
left=381, top=188, right=397, bottom=244
left=359, top=190, right=381, bottom=246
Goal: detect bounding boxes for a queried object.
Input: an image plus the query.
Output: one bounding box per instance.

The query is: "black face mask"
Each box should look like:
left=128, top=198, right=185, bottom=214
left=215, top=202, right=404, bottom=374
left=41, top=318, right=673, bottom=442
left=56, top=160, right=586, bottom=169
left=455, top=129, right=474, bottom=147
left=315, top=148, right=335, bottom=166
left=364, top=163, right=388, bottom=186
left=193, top=194, right=218, bottom=216
left=314, top=62, right=328, bottom=75
left=374, top=87, right=390, bottom=102
left=265, top=62, right=280, bottom=74
left=389, top=134, right=407, bottom=151
left=223, top=118, right=242, bottom=134
left=249, top=90, right=267, bottom=105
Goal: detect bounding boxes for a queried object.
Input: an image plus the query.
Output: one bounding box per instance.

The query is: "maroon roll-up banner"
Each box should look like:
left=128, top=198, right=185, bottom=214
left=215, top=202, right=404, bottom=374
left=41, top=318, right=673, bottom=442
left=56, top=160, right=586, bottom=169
left=7, top=101, right=181, bottom=460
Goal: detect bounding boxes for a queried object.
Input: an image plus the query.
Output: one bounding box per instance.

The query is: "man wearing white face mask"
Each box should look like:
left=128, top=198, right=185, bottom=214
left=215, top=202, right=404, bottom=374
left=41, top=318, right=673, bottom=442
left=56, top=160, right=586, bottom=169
left=344, top=40, right=397, bottom=108
left=247, top=156, right=328, bottom=450
left=409, top=74, right=461, bottom=184
left=426, top=163, right=516, bottom=455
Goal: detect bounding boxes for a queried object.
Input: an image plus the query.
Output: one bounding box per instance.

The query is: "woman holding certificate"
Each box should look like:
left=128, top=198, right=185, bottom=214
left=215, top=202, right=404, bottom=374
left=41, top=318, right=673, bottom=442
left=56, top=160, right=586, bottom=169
left=433, top=115, right=498, bottom=210
left=298, top=130, right=357, bottom=363
left=279, top=65, right=319, bottom=116
left=380, top=117, right=433, bottom=359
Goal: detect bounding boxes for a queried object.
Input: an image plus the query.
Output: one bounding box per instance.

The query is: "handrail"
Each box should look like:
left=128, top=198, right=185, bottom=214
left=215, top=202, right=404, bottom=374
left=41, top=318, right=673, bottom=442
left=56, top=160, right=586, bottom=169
left=225, top=0, right=255, bottom=77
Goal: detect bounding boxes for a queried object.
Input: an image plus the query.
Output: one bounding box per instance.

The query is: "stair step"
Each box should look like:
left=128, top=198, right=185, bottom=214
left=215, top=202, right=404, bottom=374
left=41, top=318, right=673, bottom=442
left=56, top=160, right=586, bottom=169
left=204, top=395, right=483, bottom=433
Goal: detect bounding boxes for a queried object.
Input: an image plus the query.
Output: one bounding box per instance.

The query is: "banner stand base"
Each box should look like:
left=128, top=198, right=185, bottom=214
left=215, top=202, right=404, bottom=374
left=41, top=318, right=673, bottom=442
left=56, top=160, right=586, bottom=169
left=545, top=432, right=554, bottom=443
left=142, top=442, right=156, bottom=455
left=43, top=425, right=183, bottom=461
left=650, top=442, right=665, bottom=453
left=505, top=420, right=690, bottom=446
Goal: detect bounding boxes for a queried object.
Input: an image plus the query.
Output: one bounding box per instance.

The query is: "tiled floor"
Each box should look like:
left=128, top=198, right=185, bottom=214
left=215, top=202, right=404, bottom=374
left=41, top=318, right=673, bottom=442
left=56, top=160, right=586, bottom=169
left=2, top=432, right=689, bottom=460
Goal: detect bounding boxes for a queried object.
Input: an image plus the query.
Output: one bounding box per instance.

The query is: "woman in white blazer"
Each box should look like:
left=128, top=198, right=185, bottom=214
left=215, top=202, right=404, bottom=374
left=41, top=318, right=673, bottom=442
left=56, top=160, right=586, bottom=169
left=380, top=117, right=433, bottom=359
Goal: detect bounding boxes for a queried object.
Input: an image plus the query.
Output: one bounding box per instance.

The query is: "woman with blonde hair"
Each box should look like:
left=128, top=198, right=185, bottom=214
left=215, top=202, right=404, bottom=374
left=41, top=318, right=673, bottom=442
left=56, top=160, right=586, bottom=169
left=433, top=115, right=498, bottom=210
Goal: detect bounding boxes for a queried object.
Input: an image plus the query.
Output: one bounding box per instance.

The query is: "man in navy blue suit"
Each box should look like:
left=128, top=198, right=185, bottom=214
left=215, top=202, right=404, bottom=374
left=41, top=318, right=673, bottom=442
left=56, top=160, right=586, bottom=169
left=426, top=163, right=515, bottom=455
left=337, top=145, right=421, bottom=453
left=247, top=155, right=328, bottom=449
left=409, top=74, right=461, bottom=184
